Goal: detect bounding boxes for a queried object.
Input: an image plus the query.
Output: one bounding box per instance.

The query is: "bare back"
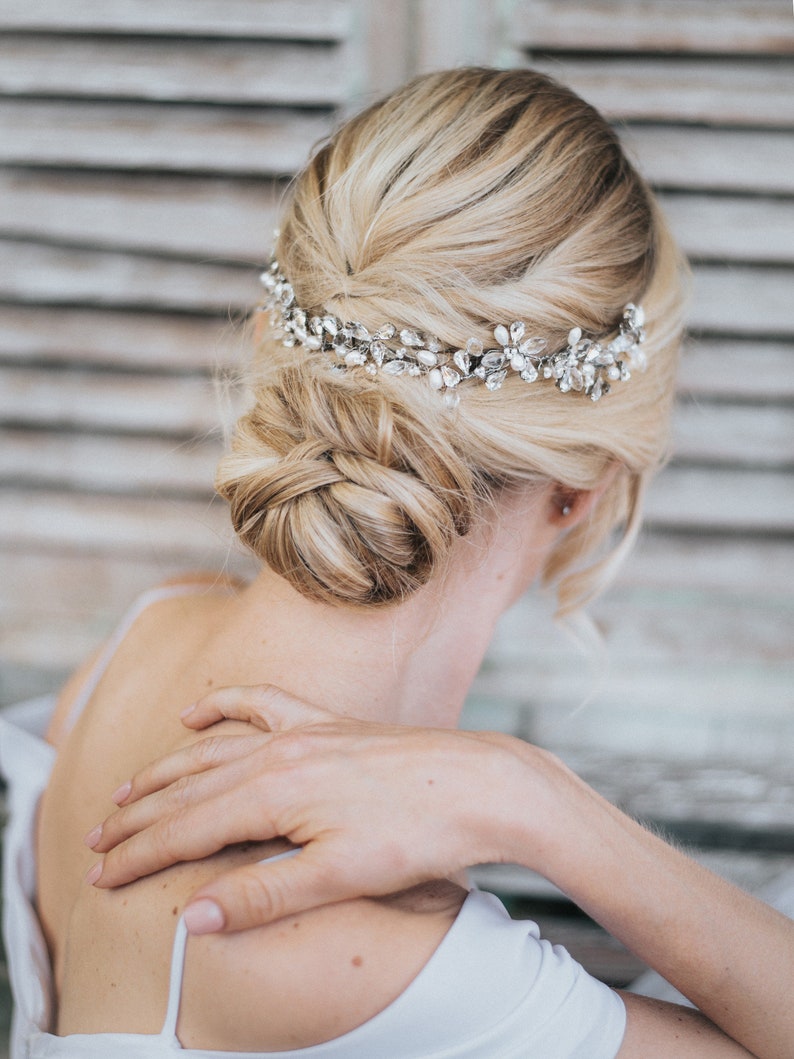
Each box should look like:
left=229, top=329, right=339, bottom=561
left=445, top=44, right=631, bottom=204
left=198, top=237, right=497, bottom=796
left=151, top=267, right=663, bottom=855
left=36, top=580, right=464, bottom=1051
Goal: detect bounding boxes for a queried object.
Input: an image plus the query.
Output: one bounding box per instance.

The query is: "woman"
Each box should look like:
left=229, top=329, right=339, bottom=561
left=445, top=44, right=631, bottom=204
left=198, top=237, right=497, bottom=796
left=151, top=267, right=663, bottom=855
left=2, top=67, right=792, bottom=1057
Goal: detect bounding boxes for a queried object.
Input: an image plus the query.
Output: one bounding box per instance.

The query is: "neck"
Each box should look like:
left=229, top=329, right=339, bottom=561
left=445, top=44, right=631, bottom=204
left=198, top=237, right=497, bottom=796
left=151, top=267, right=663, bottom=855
left=224, top=544, right=523, bottom=730
left=222, top=486, right=557, bottom=729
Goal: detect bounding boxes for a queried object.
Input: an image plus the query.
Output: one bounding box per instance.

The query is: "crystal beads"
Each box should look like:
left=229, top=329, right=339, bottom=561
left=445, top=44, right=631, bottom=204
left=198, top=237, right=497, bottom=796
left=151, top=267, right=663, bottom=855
left=258, top=259, right=648, bottom=403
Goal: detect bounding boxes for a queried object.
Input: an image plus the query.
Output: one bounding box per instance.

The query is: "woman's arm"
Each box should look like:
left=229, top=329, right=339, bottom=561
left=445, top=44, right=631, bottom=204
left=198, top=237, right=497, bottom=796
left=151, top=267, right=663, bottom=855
left=89, top=685, right=794, bottom=1059
left=502, top=741, right=792, bottom=1059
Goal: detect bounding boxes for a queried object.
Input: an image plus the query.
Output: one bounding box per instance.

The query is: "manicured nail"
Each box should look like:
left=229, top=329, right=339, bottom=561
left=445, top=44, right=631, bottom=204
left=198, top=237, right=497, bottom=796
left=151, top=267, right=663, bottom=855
left=84, top=824, right=103, bottom=849
left=180, top=703, right=197, bottom=719
left=111, top=780, right=132, bottom=805
left=85, top=862, right=103, bottom=886
left=184, top=899, right=225, bottom=934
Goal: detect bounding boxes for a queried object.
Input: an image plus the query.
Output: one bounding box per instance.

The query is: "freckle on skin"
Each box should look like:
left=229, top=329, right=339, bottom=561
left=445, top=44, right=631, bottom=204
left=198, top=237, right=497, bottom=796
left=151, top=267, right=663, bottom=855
left=351, top=956, right=363, bottom=967
left=427, top=779, right=434, bottom=786
left=292, top=922, right=300, bottom=929
left=172, top=907, right=178, bottom=916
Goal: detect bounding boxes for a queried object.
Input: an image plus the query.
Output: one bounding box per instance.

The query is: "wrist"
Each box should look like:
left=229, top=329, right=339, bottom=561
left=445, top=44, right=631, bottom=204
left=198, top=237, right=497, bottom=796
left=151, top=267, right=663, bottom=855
left=464, top=733, right=575, bottom=871
left=484, top=735, right=624, bottom=884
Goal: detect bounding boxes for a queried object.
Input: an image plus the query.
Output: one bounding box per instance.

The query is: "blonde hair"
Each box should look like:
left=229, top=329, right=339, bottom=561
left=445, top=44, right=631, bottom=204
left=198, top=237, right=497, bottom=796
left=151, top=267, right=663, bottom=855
left=218, top=68, right=688, bottom=613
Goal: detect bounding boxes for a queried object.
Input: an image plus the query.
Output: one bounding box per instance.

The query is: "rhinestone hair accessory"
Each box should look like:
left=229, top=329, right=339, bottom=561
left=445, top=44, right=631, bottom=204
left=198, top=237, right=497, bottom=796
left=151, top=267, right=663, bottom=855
left=259, top=259, right=647, bottom=406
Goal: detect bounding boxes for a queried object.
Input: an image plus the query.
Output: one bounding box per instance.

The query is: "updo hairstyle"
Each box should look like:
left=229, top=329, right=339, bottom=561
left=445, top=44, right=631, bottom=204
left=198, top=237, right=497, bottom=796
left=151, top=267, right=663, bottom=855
left=217, top=67, right=687, bottom=612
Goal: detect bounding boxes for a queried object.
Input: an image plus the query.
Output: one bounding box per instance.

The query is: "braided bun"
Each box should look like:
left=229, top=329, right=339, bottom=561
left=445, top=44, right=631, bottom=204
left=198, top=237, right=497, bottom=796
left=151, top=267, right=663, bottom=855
left=217, top=363, right=475, bottom=605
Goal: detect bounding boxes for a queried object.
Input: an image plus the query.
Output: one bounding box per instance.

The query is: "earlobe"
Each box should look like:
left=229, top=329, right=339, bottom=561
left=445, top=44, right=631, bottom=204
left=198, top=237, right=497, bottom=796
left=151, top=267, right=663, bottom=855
left=551, top=463, right=623, bottom=528
left=550, top=487, right=588, bottom=526
left=556, top=491, right=576, bottom=520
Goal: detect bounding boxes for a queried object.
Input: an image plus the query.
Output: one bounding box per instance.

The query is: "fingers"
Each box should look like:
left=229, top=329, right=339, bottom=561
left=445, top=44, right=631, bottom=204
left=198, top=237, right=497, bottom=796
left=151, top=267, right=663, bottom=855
left=183, top=848, right=357, bottom=933
left=114, top=734, right=263, bottom=806
left=92, top=753, right=252, bottom=852
left=90, top=781, right=281, bottom=887
left=182, top=684, right=333, bottom=734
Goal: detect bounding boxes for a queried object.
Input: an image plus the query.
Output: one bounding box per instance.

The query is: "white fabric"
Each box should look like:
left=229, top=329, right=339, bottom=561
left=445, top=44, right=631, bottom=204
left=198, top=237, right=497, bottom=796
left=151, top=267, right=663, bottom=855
left=1, top=587, right=627, bottom=1058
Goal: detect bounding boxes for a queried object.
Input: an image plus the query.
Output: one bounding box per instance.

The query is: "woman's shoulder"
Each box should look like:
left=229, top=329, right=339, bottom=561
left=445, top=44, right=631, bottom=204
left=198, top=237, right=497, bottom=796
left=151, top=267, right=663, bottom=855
left=46, top=572, right=243, bottom=747
left=176, top=882, right=627, bottom=1055
left=177, top=877, right=467, bottom=1052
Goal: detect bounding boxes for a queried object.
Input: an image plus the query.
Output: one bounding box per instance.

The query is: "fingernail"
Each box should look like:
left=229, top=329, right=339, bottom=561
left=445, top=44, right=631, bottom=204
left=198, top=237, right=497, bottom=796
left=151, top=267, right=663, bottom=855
left=85, top=862, right=103, bottom=886
left=84, top=824, right=103, bottom=849
left=111, top=780, right=132, bottom=805
left=184, top=899, right=225, bottom=934
left=180, top=703, right=196, bottom=719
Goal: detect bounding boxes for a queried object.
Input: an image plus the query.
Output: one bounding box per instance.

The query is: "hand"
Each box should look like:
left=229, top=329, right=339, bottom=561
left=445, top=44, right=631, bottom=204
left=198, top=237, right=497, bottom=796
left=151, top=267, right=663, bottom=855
left=87, top=685, right=521, bottom=932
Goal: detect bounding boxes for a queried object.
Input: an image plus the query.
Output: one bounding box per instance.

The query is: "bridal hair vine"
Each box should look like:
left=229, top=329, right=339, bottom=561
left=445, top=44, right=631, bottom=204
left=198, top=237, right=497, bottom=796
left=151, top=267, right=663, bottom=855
left=258, top=259, right=647, bottom=406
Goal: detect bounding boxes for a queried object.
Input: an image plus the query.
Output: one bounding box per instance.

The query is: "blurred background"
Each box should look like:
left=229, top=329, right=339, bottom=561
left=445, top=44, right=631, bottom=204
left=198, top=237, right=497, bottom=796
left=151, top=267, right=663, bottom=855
left=0, top=0, right=792, bottom=1031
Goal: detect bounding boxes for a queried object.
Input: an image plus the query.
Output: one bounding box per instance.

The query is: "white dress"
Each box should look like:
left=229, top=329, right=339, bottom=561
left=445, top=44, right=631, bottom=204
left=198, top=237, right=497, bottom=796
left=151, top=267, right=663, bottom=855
left=0, top=587, right=627, bottom=1058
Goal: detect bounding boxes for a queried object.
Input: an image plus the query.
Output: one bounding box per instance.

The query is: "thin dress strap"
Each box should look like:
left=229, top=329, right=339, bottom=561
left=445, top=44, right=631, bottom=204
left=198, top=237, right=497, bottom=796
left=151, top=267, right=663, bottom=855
left=161, top=916, right=190, bottom=1045
left=160, top=849, right=301, bottom=1047
left=62, top=582, right=233, bottom=736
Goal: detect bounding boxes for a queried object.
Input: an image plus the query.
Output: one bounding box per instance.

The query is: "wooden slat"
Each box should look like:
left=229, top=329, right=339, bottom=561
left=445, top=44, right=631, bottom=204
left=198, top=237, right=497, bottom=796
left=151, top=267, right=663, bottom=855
left=510, top=1, right=794, bottom=55
left=0, top=100, right=331, bottom=175
left=0, top=490, right=233, bottom=555
left=689, top=266, right=794, bottom=336
left=644, top=466, right=794, bottom=533
left=0, top=0, right=353, bottom=38
left=0, top=306, right=242, bottom=370
left=619, top=535, right=794, bottom=595
left=621, top=127, right=794, bottom=195
left=472, top=658, right=794, bottom=758
left=0, top=430, right=221, bottom=494
left=0, top=170, right=282, bottom=260
left=677, top=339, right=794, bottom=401
left=413, top=0, right=494, bottom=72
left=529, top=57, right=794, bottom=126
left=671, top=401, right=794, bottom=468
left=495, top=579, right=794, bottom=669
left=657, top=193, right=794, bottom=265
left=0, top=239, right=257, bottom=312
left=0, top=38, right=348, bottom=106
left=0, top=367, right=222, bottom=435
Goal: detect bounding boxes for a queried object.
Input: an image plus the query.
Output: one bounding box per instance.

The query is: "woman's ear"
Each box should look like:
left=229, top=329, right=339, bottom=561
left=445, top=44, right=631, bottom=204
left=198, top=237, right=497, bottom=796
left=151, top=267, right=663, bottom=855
left=550, top=464, right=623, bottom=529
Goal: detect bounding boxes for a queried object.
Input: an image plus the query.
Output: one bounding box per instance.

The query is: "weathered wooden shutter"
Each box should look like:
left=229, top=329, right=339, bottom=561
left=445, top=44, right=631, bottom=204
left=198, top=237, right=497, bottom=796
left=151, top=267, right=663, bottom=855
left=1, top=0, right=792, bottom=769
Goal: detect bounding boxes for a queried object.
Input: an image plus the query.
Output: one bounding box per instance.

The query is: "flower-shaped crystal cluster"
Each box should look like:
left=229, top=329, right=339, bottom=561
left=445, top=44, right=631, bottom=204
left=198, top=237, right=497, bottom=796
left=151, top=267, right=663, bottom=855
left=259, top=260, right=646, bottom=406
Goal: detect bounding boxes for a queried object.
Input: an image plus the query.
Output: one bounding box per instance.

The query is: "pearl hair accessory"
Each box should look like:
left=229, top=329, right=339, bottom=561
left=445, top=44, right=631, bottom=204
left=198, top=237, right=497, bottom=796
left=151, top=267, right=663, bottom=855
left=258, top=258, right=647, bottom=407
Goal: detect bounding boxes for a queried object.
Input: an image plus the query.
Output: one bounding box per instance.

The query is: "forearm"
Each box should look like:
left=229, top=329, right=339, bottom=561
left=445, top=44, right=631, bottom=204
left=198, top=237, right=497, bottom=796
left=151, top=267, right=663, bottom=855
left=500, top=741, right=794, bottom=1059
